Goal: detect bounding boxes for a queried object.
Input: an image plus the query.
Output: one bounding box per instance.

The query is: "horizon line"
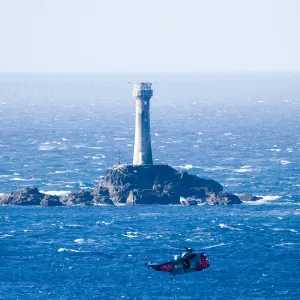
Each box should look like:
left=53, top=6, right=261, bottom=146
left=0, top=71, right=300, bottom=74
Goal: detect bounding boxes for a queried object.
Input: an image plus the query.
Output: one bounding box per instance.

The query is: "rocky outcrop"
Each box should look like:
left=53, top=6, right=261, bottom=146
left=126, top=189, right=179, bottom=205
left=0, top=187, right=65, bottom=206
left=206, top=191, right=241, bottom=205
left=59, top=189, right=114, bottom=206
left=0, top=165, right=261, bottom=206
left=0, top=186, right=114, bottom=206
left=237, top=194, right=263, bottom=202
left=91, top=185, right=118, bottom=205
left=0, top=187, right=45, bottom=205
left=91, top=164, right=240, bottom=205
left=60, top=189, right=93, bottom=206
left=41, top=194, right=63, bottom=207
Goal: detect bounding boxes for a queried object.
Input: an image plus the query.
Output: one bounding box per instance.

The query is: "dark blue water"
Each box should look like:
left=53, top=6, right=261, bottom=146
left=1, top=206, right=300, bottom=299
left=1, top=73, right=300, bottom=299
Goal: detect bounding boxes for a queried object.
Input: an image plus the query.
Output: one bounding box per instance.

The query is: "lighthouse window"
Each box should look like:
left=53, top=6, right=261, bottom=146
left=144, top=101, right=147, bottom=105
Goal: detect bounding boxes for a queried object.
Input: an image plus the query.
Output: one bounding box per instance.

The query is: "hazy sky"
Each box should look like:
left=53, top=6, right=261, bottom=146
left=0, top=0, right=299, bottom=72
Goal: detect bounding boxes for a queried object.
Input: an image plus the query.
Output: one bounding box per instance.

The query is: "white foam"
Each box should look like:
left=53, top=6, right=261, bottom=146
left=233, top=166, right=254, bottom=173
left=261, top=195, right=282, bottom=201
left=272, top=228, right=285, bottom=231
left=269, top=148, right=281, bottom=152
left=244, top=195, right=282, bottom=205
left=122, top=231, right=138, bottom=238
left=204, top=166, right=226, bottom=172
left=9, top=176, right=40, bottom=182
left=0, top=234, right=13, bottom=239
left=38, top=141, right=64, bottom=151
left=73, top=145, right=103, bottom=150
left=184, top=164, right=194, bottom=170
left=39, top=145, right=56, bottom=151
left=74, top=238, right=85, bottom=245
left=58, top=248, right=80, bottom=253
left=280, top=160, right=291, bottom=165
left=92, top=154, right=106, bottom=159
left=234, top=168, right=253, bottom=173
left=40, top=190, right=70, bottom=196
left=113, top=138, right=127, bottom=140
left=272, top=228, right=298, bottom=233
left=100, top=221, right=113, bottom=225
left=219, top=223, right=242, bottom=230
left=174, top=164, right=195, bottom=170
left=139, top=213, right=162, bottom=217
left=52, top=170, right=73, bottom=174
left=274, top=243, right=297, bottom=247
left=202, top=243, right=230, bottom=249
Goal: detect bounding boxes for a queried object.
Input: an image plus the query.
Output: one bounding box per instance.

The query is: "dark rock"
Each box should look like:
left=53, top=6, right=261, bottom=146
left=61, top=189, right=93, bottom=206
left=95, top=164, right=180, bottom=204
left=237, top=194, right=263, bottom=202
left=126, top=189, right=179, bottom=205
left=0, top=186, right=45, bottom=205
left=93, top=164, right=232, bottom=205
left=206, top=192, right=242, bottom=205
left=41, top=194, right=64, bottom=207
left=91, top=185, right=114, bottom=205
left=0, top=165, right=261, bottom=206
left=179, top=171, right=223, bottom=199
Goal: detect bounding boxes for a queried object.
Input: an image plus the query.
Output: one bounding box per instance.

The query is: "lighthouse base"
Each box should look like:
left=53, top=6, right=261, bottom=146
left=92, top=164, right=241, bottom=205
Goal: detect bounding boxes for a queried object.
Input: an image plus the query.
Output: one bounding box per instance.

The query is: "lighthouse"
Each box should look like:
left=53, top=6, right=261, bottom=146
left=132, top=82, right=153, bottom=165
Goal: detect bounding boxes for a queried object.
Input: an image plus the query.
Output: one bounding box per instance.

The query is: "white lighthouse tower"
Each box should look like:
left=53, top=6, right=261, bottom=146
left=132, top=82, right=153, bottom=165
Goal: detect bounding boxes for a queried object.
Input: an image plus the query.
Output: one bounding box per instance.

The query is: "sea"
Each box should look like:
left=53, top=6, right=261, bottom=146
left=0, top=73, right=299, bottom=299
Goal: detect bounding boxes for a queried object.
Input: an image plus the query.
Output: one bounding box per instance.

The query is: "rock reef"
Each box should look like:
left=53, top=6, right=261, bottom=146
left=0, top=164, right=260, bottom=206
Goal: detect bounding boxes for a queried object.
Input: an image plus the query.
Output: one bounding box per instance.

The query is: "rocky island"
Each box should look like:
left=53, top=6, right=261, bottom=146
left=0, top=164, right=261, bottom=206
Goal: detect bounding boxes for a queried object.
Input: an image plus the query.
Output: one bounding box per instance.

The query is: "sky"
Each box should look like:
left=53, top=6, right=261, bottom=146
left=0, top=0, right=299, bottom=72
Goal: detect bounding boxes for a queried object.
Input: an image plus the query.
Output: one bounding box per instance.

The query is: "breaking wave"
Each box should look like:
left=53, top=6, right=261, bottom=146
left=58, top=248, right=80, bottom=253
left=219, top=223, right=242, bottom=230
left=233, top=166, right=255, bottom=173
left=40, top=190, right=71, bottom=196
left=74, top=238, right=85, bottom=245
left=244, top=195, right=282, bottom=205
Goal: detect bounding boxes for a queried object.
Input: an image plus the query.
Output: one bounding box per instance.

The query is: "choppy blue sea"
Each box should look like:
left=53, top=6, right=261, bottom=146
left=0, top=73, right=300, bottom=299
